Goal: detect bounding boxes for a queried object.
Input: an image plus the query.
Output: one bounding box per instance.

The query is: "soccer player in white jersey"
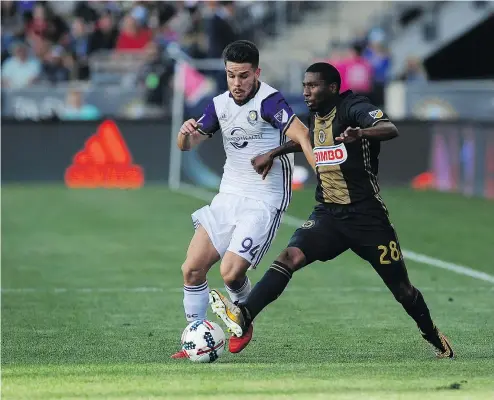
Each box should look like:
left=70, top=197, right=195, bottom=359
left=171, top=40, right=315, bottom=358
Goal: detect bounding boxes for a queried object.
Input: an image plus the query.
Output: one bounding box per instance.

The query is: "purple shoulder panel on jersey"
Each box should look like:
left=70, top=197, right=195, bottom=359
left=260, top=92, right=295, bottom=134
left=197, top=100, right=220, bottom=135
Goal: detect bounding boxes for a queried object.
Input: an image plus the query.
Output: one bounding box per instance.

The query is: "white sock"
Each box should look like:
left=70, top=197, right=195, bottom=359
left=225, top=277, right=251, bottom=304
left=183, top=281, right=209, bottom=322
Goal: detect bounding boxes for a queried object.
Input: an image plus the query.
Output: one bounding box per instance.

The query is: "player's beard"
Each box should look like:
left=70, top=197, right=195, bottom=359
left=231, top=79, right=259, bottom=105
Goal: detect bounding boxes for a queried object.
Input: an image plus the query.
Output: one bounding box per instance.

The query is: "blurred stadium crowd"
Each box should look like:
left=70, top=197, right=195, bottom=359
left=1, top=1, right=491, bottom=121
left=0, top=2, right=406, bottom=92
left=1, top=1, right=322, bottom=118
left=1, top=1, right=312, bottom=85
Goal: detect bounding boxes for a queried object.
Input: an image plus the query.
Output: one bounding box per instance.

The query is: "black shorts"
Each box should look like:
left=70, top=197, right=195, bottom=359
left=288, top=196, right=403, bottom=268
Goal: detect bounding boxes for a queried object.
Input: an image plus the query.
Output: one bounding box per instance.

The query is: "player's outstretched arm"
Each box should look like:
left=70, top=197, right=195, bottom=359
left=337, top=102, right=398, bottom=143
left=336, top=121, right=398, bottom=144
left=359, top=120, right=398, bottom=141
left=285, top=117, right=316, bottom=170
left=177, top=119, right=209, bottom=151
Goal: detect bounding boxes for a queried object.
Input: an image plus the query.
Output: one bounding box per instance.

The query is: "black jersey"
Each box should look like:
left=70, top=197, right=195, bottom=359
left=308, top=90, right=391, bottom=205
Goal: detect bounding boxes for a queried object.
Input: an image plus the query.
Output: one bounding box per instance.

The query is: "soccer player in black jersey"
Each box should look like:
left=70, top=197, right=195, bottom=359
left=209, top=62, right=454, bottom=358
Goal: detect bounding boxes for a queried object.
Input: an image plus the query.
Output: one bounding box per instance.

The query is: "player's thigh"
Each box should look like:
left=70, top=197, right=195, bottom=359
left=227, top=199, right=283, bottom=269
left=191, top=193, right=235, bottom=260
left=353, top=240, right=412, bottom=296
left=347, top=202, right=410, bottom=289
left=287, top=204, right=349, bottom=266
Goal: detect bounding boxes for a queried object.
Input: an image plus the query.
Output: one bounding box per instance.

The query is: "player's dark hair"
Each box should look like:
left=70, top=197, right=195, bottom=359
left=306, top=62, right=341, bottom=91
left=222, top=40, right=259, bottom=69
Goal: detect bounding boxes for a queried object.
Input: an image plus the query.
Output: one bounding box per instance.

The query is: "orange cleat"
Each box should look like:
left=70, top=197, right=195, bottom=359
left=170, top=349, right=188, bottom=359
left=228, top=324, right=253, bottom=353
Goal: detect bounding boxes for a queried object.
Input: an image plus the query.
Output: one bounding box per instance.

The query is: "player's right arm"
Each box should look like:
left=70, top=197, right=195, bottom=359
left=177, top=100, right=220, bottom=151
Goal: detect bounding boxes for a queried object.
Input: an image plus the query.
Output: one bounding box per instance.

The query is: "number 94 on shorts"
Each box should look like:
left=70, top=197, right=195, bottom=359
left=191, top=192, right=283, bottom=268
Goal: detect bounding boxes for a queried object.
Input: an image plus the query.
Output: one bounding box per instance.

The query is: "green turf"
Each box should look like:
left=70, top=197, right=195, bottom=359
left=2, top=185, right=494, bottom=399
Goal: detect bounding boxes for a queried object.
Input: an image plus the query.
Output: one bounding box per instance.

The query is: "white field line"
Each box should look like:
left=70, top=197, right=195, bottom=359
left=177, top=184, right=494, bottom=284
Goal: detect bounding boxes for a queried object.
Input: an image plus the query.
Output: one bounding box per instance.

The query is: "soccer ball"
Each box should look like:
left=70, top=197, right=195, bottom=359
left=181, top=320, right=226, bottom=363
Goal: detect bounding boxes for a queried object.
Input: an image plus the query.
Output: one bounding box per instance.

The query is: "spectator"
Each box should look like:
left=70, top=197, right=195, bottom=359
left=154, top=5, right=179, bottom=49
left=207, top=1, right=238, bottom=58
left=115, top=8, right=153, bottom=52
left=39, top=45, right=71, bottom=84
left=69, top=17, right=90, bottom=79
left=1, top=1, right=23, bottom=34
left=73, top=1, right=99, bottom=24
left=88, top=10, right=118, bottom=53
left=136, top=41, right=174, bottom=107
left=362, top=28, right=391, bottom=107
left=207, top=1, right=238, bottom=92
left=363, top=28, right=391, bottom=84
left=329, top=46, right=373, bottom=95
left=403, top=56, right=428, bottom=83
left=1, top=41, right=41, bottom=88
left=61, top=88, right=101, bottom=120
left=26, top=3, right=68, bottom=45
left=181, top=3, right=208, bottom=59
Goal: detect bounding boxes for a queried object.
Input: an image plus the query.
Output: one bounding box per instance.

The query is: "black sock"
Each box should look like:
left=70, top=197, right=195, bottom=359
left=243, top=261, right=293, bottom=321
left=401, top=288, right=435, bottom=335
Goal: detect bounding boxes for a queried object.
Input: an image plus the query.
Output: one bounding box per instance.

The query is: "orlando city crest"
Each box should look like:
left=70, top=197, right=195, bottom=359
left=247, top=110, right=258, bottom=126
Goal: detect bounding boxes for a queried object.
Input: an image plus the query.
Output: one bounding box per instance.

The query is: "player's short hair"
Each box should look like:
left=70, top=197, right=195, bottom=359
left=222, top=40, right=259, bottom=69
left=306, top=62, right=341, bottom=90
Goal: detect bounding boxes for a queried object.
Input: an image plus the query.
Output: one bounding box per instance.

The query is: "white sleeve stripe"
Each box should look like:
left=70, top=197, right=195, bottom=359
left=281, top=114, right=296, bottom=136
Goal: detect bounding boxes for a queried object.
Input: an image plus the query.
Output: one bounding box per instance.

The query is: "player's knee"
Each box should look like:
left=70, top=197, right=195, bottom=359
left=181, top=261, right=207, bottom=286
left=277, top=247, right=306, bottom=272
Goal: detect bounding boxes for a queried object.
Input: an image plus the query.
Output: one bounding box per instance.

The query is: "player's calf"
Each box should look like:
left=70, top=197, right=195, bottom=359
left=383, top=276, right=454, bottom=358
left=220, top=251, right=252, bottom=304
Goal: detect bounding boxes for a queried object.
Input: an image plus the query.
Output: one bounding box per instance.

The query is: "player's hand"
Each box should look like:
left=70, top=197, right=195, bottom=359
left=335, top=126, right=362, bottom=143
left=180, top=119, right=203, bottom=136
left=251, top=153, right=274, bottom=180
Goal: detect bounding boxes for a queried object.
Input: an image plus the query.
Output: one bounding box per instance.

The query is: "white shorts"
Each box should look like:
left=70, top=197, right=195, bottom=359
left=192, top=192, right=283, bottom=268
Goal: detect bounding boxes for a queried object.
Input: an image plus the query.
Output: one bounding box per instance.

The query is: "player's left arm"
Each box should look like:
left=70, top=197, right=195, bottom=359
left=284, top=117, right=315, bottom=170
left=255, top=93, right=314, bottom=178
left=336, top=101, right=398, bottom=143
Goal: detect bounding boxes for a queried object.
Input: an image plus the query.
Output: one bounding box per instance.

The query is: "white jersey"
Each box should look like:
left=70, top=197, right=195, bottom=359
left=197, top=82, right=295, bottom=211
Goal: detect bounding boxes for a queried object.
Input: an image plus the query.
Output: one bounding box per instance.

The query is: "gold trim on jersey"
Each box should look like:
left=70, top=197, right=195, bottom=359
left=361, top=138, right=380, bottom=194
left=314, top=108, right=350, bottom=204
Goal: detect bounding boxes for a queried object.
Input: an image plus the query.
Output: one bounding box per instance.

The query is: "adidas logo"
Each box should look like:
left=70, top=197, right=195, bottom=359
left=64, top=120, right=144, bottom=189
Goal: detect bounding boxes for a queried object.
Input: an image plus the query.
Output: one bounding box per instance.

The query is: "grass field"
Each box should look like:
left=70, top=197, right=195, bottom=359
left=2, top=185, right=494, bottom=399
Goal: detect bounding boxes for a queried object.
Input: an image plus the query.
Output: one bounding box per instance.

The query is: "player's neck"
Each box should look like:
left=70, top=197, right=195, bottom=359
left=316, top=95, right=340, bottom=118
left=316, top=102, right=336, bottom=118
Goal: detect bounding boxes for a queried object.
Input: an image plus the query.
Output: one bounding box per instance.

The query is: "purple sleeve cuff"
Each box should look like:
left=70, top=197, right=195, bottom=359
left=197, top=100, right=220, bottom=135
left=261, top=92, right=296, bottom=134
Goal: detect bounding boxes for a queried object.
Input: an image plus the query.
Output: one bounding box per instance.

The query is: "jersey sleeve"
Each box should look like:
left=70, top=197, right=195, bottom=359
left=260, top=92, right=296, bottom=135
left=196, top=100, right=220, bottom=136
left=345, top=99, right=390, bottom=129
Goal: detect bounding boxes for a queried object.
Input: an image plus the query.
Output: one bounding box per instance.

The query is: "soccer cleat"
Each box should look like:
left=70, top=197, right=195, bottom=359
left=229, top=324, right=254, bottom=353
left=209, top=289, right=248, bottom=337
left=170, top=349, right=188, bottom=359
left=421, top=326, right=454, bottom=359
